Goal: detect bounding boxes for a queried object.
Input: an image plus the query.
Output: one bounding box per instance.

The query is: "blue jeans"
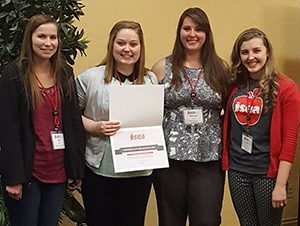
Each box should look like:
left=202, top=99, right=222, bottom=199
left=3, top=177, right=66, bottom=226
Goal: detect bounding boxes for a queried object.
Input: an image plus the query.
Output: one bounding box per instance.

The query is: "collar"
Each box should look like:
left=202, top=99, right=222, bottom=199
left=114, top=71, right=135, bottom=83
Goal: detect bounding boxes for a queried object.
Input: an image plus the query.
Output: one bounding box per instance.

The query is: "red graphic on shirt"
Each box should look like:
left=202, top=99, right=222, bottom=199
left=232, top=88, right=263, bottom=126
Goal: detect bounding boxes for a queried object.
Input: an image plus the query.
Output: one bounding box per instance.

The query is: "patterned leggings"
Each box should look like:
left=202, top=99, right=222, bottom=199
left=228, top=170, right=284, bottom=226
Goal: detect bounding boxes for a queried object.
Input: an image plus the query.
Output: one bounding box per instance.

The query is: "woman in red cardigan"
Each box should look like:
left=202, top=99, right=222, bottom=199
left=222, top=28, right=300, bottom=225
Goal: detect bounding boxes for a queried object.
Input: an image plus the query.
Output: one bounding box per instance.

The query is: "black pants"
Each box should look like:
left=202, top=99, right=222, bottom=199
left=228, top=169, right=283, bottom=226
left=153, top=159, right=225, bottom=226
left=81, top=167, right=152, bottom=226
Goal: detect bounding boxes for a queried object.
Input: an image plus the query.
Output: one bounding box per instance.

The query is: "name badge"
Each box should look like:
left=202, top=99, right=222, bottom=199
left=183, top=107, right=203, bottom=125
left=50, top=131, right=65, bottom=150
left=241, top=133, right=253, bottom=154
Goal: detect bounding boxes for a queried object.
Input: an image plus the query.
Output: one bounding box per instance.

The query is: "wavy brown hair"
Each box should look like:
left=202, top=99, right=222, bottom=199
left=170, top=7, right=229, bottom=97
left=99, top=20, right=148, bottom=84
left=231, top=28, right=279, bottom=112
left=17, top=14, right=72, bottom=109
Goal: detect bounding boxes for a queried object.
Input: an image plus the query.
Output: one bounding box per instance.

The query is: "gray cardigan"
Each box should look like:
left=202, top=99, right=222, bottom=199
left=76, top=65, right=157, bottom=178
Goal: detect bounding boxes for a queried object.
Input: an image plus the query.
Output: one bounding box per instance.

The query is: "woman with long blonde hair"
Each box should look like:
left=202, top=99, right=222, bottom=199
left=222, top=28, right=300, bottom=225
left=76, top=20, right=157, bottom=226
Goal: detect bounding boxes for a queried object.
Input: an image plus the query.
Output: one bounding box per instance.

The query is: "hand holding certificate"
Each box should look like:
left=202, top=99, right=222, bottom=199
left=109, top=85, right=169, bottom=173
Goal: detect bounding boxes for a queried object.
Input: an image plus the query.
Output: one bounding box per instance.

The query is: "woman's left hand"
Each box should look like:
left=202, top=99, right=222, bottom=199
left=272, top=183, right=287, bottom=208
left=67, top=179, right=82, bottom=191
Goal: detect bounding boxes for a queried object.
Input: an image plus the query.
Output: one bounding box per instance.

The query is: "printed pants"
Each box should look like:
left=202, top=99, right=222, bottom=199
left=228, top=169, right=284, bottom=226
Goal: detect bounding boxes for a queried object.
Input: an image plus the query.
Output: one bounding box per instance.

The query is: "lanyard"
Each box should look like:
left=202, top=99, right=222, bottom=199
left=245, top=82, right=260, bottom=130
left=182, top=66, right=202, bottom=105
left=35, top=75, right=60, bottom=131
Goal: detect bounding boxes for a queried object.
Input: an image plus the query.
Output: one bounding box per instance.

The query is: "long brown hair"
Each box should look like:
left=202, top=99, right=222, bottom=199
left=170, top=7, right=229, bottom=97
left=17, top=14, right=72, bottom=108
left=99, top=20, right=148, bottom=84
left=231, top=28, right=278, bottom=111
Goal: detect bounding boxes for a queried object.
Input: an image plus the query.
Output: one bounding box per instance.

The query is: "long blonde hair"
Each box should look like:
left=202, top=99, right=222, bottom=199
left=231, top=28, right=279, bottom=112
left=99, top=20, right=148, bottom=84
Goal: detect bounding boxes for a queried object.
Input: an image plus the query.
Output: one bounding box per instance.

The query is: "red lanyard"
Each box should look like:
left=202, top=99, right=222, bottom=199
left=182, top=66, right=202, bottom=105
left=245, top=82, right=259, bottom=130
left=35, top=75, right=60, bottom=131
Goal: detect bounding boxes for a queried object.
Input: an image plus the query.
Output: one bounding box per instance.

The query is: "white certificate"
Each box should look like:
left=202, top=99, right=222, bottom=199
left=109, top=85, right=169, bottom=173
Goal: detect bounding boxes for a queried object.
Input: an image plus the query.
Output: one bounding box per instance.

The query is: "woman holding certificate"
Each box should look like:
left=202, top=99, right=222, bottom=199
left=151, top=7, right=230, bottom=226
left=76, top=21, right=157, bottom=226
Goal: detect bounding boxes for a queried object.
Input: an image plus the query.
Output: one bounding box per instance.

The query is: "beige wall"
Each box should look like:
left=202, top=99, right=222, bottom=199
left=73, top=0, right=300, bottom=81
left=70, top=1, right=300, bottom=226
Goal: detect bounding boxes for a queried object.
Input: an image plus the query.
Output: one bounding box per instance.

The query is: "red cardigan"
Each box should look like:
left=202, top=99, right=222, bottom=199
left=222, top=75, right=300, bottom=178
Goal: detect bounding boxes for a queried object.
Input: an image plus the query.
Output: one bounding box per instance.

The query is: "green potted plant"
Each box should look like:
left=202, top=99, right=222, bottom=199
left=59, top=189, right=87, bottom=226
left=0, top=0, right=88, bottom=225
left=0, top=191, right=9, bottom=226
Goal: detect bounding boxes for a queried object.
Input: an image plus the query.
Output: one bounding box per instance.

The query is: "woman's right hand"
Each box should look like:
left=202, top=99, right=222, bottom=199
left=94, top=120, right=121, bottom=136
left=6, top=184, right=23, bottom=200
left=82, top=116, right=120, bottom=136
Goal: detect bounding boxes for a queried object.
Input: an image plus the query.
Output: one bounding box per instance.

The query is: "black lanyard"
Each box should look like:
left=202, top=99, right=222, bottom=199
left=245, top=82, right=260, bottom=130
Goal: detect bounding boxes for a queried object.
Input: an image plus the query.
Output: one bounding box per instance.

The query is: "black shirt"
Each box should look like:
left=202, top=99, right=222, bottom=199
left=229, top=79, right=271, bottom=175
